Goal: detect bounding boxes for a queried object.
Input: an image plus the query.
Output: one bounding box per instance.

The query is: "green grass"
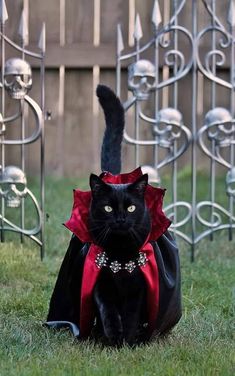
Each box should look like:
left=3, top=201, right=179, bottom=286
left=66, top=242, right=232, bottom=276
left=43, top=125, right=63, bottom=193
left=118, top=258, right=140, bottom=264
left=0, top=172, right=234, bottom=376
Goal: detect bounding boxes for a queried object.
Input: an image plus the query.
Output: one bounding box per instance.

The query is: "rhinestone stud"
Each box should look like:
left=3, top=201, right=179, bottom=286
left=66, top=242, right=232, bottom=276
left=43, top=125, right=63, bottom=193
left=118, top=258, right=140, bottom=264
left=125, top=260, right=136, bottom=273
left=95, top=252, right=108, bottom=269
left=110, top=260, right=122, bottom=273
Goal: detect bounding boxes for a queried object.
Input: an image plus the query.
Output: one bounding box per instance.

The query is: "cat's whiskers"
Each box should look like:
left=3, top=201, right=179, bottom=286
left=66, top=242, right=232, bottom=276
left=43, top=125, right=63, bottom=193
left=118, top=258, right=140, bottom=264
left=92, top=224, right=111, bottom=246
left=128, top=227, right=142, bottom=249
left=101, top=226, right=111, bottom=244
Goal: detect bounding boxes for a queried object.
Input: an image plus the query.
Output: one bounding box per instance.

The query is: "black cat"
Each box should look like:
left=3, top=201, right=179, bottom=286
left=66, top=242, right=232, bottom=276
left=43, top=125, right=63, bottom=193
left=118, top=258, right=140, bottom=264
left=88, top=173, right=151, bottom=346
left=46, top=85, right=182, bottom=346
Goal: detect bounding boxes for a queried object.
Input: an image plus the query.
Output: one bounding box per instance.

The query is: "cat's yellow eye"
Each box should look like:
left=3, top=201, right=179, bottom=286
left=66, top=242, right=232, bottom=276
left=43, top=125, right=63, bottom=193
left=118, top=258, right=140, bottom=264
left=104, top=205, right=113, bottom=213
left=127, top=205, right=136, bottom=213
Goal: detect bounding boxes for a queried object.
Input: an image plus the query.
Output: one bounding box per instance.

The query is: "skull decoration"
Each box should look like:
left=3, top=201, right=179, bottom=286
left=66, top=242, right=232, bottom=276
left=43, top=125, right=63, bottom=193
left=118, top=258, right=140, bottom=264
left=205, top=107, right=234, bottom=147
left=0, top=166, right=27, bottom=208
left=4, top=58, right=32, bottom=100
left=128, top=59, right=156, bottom=100
left=153, top=108, right=183, bottom=148
left=226, top=168, right=235, bottom=198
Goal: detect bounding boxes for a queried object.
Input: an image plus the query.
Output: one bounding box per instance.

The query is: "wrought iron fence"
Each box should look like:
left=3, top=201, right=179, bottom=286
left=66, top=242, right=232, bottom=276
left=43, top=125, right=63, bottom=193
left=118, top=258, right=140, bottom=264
left=0, top=0, right=45, bottom=258
left=116, top=0, right=235, bottom=260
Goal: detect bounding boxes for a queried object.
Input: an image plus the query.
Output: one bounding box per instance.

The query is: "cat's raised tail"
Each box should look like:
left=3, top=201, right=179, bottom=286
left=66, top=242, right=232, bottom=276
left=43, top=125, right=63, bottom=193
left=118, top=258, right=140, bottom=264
left=96, top=85, right=125, bottom=175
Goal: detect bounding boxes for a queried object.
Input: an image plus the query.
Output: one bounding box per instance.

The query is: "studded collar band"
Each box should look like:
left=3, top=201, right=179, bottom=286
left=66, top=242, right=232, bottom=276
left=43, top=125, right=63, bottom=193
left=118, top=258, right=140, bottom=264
left=95, top=251, right=148, bottom=273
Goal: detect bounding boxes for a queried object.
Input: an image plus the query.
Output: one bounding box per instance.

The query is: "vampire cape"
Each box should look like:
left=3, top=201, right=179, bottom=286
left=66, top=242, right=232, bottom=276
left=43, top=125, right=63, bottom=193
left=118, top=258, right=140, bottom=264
left=46, top=168, right=182, bottom=338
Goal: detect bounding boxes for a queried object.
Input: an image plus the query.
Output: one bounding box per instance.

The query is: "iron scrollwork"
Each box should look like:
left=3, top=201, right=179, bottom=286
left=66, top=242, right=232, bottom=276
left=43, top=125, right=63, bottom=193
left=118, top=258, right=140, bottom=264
left=0, top=1, right=45, bottom=258
left=116, top=0, right=235, bottom=258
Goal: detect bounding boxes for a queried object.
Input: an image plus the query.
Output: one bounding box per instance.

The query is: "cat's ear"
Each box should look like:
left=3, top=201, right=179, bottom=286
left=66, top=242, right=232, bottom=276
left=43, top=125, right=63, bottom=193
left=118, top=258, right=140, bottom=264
left=128, top=174, right=148, bottom=196
left=89, top=174, right=111, bottom=196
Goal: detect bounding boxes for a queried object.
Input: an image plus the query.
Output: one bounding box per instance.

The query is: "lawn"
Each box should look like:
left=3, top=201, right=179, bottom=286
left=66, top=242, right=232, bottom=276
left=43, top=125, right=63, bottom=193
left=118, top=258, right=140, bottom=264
left=0, top=173, right=234, bottom=376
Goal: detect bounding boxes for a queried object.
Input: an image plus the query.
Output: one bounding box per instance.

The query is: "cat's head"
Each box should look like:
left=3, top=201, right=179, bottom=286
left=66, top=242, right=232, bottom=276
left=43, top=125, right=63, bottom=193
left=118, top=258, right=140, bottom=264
left=88, top=173, right=151, bottom=254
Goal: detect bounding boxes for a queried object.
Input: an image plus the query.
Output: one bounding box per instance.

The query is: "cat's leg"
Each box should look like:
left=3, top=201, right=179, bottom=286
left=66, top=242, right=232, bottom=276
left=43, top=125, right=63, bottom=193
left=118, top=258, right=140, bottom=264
left=122, top=289, right=146, bottom=346
left=93, top=283, right=123, bottom=346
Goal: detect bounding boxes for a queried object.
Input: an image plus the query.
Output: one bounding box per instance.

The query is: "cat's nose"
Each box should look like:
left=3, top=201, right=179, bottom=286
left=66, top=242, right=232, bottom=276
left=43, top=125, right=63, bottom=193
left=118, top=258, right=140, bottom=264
left=116, top=216, right=126, bottom=224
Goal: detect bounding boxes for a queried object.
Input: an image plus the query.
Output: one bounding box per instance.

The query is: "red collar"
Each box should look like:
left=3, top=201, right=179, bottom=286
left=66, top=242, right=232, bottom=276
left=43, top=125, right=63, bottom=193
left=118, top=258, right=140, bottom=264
left=64, top=167, right=171, bottom=242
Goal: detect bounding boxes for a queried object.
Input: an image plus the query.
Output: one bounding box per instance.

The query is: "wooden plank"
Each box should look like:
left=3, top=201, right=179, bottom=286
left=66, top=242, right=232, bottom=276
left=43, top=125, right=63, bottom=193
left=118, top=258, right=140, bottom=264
left=135, top=0, right=154, bottom=45
left=63, top=69, right=94, bottom=177
left=26, top=43, right=117, bottom=68
left=28, top=0, right=60, bottom=43
left=25, top=69, right=60, bottom=175
left=43, top=43, right=117, bottom=68
left=65, top=0, right=94, bottom=43
left=43, top=70, right=62, bottom=175
left=4, top=0, right=23, bottom=42
left=100, top=0, right=129, bottom=44
left=23, top=42, right=232, bottom=70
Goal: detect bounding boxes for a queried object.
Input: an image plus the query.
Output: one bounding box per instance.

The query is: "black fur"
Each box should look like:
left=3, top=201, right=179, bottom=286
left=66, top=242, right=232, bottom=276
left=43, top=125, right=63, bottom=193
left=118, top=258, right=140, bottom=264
left=96, top=85, right=124, bottom=174
left=89, top=175, right=151, bottom=345
left=88, top=92, right=152, bottom=345
left=93, top=263, right=148, bottom=346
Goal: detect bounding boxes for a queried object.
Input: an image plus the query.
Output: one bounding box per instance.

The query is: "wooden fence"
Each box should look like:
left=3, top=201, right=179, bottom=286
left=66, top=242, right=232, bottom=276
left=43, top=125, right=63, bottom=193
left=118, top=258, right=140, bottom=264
left=2, top=0, right=232, bottom=177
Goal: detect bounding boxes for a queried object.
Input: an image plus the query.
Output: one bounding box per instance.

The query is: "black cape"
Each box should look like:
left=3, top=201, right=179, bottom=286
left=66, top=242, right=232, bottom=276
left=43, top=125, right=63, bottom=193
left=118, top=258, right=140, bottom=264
left=46, top=230, right=182, bottom=339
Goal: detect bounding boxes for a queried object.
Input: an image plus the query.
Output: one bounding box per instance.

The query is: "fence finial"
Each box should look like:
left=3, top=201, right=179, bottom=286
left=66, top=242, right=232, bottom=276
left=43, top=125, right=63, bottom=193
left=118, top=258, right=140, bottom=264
left=228, top=0, right=235, bottom=27
left=117, top=24, right=124, bottom=54
left=152, top=0, right=162, bottom=29
left=38, top=22, right=46, bottom=53
left=0, top=0, right=8, bottom=24
left=134, top=14, right=143, bottom=41
left=18, top=10, right=29, bottom=46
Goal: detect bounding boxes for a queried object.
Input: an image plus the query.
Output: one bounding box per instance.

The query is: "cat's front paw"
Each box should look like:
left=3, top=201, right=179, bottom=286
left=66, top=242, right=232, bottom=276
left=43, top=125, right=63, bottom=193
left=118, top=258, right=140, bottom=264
left=103, top=322, right=124, bottom=347
left=104, top=330, right=124, bottom=347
